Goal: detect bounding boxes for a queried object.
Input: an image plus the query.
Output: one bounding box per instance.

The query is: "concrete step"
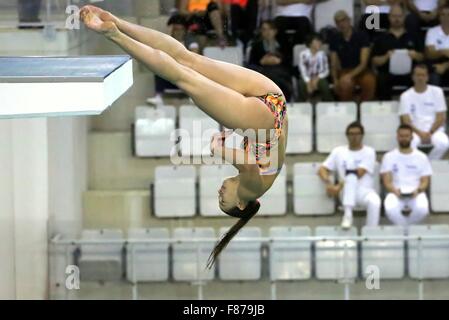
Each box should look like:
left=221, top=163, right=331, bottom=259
left=82, top=189, right=349, bottom=234
left=88, top=131, right=171, bottom=190
left=83, top=190, right=151, bottom=231
left=83, top=189, right=449, bottom=240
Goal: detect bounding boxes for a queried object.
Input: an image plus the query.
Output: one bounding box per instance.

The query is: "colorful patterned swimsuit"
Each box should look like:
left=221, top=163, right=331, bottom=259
left=242, top=93, right=287, bottom=176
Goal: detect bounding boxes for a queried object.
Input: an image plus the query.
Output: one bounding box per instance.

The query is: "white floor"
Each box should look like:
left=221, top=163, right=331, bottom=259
left=58, top=278, right=449, bottom=300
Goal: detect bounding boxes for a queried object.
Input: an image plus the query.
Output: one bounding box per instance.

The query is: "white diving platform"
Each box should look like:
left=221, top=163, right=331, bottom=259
left=0, top=55, right=133, bottom=118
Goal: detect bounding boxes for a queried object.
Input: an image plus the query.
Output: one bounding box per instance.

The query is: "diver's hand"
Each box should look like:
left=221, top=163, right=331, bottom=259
left=81, top=5, right=118, bottom=24
left=210, top=131, right=232, bottom=156
left=80, top=6, right=120, bottom=38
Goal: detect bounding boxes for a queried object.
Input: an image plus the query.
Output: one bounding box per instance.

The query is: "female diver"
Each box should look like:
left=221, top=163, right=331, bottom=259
left=80, top=5, right=288, bottom=268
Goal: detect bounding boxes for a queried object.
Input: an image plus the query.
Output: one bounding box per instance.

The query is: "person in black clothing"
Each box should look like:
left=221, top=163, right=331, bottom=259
left=359, top=0, right=403, bottom=41
left=18, top=0, right=42, bottom=29
left=425, top=3, right=449, bottom=87
left=248, top=20, right=293, bottom=101
left=274, top=0, right=314, bottom=50
left=372, top=4, right=424, bottom=100
left=228, top=0, right=259, bottom=48
left=147, top=14, right=200, bottom=105
left=405, top=0, right=443, bottom=47
left=329, top=10, right=376, bottom=102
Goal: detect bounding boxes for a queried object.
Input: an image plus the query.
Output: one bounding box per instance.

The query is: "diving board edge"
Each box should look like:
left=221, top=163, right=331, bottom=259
left=0, top=58, right=133, bottom=119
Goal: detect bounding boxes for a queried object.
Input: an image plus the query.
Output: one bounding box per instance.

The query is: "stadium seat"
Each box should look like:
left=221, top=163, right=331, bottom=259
left=134, top=105, right=177, bottom=157
left=292, top=44, right=307, bottom=68
left=219, top=227, right=262, bottom=280
left=314, top=0, right=355, bottom=32
left=315, top=226, right=358, bottom=280
left=258, top=166, right=287, bottom=216
left=78, top=229, right=124, bottom=281
left=154, top=165, right=196, bottom=218
left=430, top=161, right=449, bottom=213
left=49, top=238, right=77, bottom=291
left=361, top=226, right=405, bottom=279
left=172, top=227, right=216, bottom=281
left=179, top=105, right=220, bottom=157
left=408, top=225, right=449, bottom=279
left=199, top=165, right=239, bottom=217
left=286, top=103, right=313, bottom=154
left=316, top=102, right=358, bottom=153
left=203, top=46, right=244, bottom=66
left=269, top=226, right=312, bottom=281
left=126, top=228, right=170, bottom=282
left=390, top=50, right=413, bottom=75
left=293, top=162, right=336, bottom=215
left=360, top=101, right=399, bottom=152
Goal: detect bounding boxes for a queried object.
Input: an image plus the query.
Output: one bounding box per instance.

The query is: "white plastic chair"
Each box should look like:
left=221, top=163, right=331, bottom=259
left=258, top=166, right=287, bottom=216
left=315, top=226, right=358, bottom=280
left=389, top=49, right=412, bottom=75
left=203, top=46, right=244, bottom=66
left=178, top=105, right=220, bottom=157
left=172, top=227, right=216, bottom=281
left=78, top=229, right=124, bottom=281
left=134, top=105, right=177, bottom=157
left=361, top=226, right=405, bottom=279
left=219, top=227, right=262, bottom=280
left=199, top=165, right=239, bottom=217
left=293, top=162, right=336, bottom=215
left=286, top=103, right=313, bottom=154
left=408, top=225, right=449, bottom=279
left=316, top=102, right=358, bottom=153
left=126, top=228, right=170, bottom=282
left=430, top=161, right=449, bottom=212
left=154, top=165, right=196, bottom=218
left=360, top=101, right=399, bottom=152
left=269, top=226, right=312, bottom=280
left=314, top=0, right=355, bottom=32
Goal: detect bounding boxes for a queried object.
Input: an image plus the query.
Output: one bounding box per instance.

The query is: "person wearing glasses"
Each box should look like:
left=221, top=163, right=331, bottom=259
left=318, top=122, right=381, bottom=229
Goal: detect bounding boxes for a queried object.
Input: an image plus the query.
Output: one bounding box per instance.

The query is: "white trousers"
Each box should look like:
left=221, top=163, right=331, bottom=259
left=341, top=174, right=381, bottom=226
left=412, top=131, right=449, bottom=160
left=384, top=192, right=429, bottom=227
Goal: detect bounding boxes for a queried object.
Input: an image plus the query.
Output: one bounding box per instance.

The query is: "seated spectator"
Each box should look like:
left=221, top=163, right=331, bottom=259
left=274, top=0, right=315, bottom=55
left=425, top=3, right=449, bottom=86
left=178, top=0, right=227, bottom=49
left=18, top=0, right=42, bottom=29
left=405, top=0, right=443, bottom=43
left=147, top=14, right=200, bottom=105
left=399, top=64, right=449, bottom=160
left=359, top=0, right=403, bottom=41
left=297, top=34, right=333, bottom=102
left=318, top=122, right=381, bottom=229
left=372, top=4, right=424, bottom=100
left=381, top=124, right=432, bottom=227
left=330, top=10, right=376, bottom=102
left=248, top=20, right=293, bottom=101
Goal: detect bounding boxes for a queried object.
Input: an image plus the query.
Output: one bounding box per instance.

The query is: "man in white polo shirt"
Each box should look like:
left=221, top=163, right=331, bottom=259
left=425, top=3, right=449, bottom=86
left=406, top=0, right=441, bottom=40
left=318, top=122, right=381, bottom=229
left=399, top=64, right=449, bottom=160
left=381, top=124, right=432, bottom=227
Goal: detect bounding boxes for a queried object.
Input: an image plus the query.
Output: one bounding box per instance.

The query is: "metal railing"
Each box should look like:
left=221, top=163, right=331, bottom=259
left=51, top=233, right=449, bottom=300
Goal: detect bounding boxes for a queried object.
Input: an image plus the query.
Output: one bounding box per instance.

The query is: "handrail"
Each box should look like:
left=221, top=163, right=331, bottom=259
left=51, top=234, right=449, bottom=245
